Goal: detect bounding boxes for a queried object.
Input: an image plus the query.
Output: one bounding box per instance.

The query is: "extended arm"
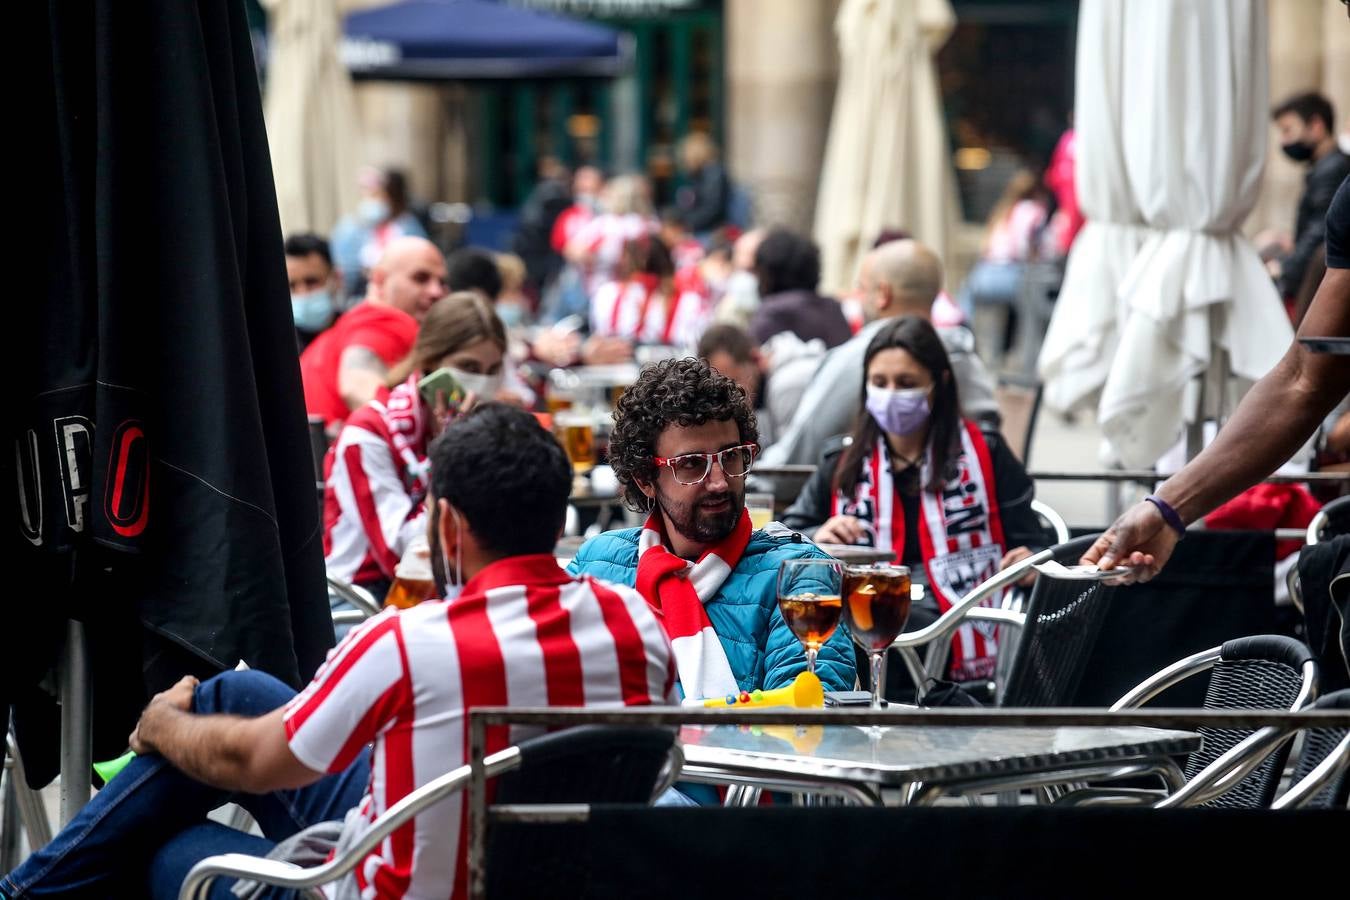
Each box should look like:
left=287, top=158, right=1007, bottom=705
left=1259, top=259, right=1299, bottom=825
left=131, top=677, right=321, bottom=795
left=338, top=345, right=390, bottom=412
left=1084, top=268, right=1350, bottom=577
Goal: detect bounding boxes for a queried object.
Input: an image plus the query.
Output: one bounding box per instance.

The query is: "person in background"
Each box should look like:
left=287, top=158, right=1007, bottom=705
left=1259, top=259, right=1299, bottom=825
left=1269, top=92, right=1349, bottom=301
left=513, top=155, right=573, bottom=295
left=957, top=169, right=1057, bottom=345
left=446, top=246, right=503, bottom=301
left=565, top=173, right=658, bottom=297
left=567, top=358, right=856, bottom=700
left=589, top=237, right=710, bottom=351
left=1043, top=117, right=1083, bottom=257
left=697, top=322, right=766, bottom=436
left=675, top=132, right=730, bottom=236
left=284, top=232, right=341, bottom=352
left=299, top=236, right=448, bottom=434
left=493, top=251, right=534, bottom=330
left=660, top=206, right=706, bottom=273
left=539, top=165, right=606, bottom=326
left=713, top=227, right=764, bottom=328
left=324, top=292, right=506, bottom=599
left=330, top=167, right=427, bottom=302
left=782, top=316, right=1042, bottom=691
left=0, top=405, right=674, bottom=900
left=749, top=228, right=851, bottom=350
left=762, top=238, right=999, bottom=468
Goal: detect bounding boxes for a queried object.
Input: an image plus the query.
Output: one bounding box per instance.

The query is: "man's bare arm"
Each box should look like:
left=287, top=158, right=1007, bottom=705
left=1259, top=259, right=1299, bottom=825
left=1084, top=268, right=1350, bottom=576
left=1155, top=268, right=1350, bottom=523
left=338, top=345, right=390, bottom=412
left=131, top=677, right=322, bottom=794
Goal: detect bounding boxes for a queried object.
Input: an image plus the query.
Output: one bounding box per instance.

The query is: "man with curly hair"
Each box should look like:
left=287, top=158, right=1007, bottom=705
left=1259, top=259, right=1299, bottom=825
left=568, top=358, right=856, bottom=701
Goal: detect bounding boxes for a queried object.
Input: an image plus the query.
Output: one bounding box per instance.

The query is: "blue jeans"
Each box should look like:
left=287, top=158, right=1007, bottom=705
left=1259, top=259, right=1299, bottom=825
left=1, top=670, right=369, bottom=900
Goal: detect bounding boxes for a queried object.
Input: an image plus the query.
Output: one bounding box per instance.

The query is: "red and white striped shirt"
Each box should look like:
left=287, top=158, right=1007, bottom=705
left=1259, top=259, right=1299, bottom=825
left=323, top=378, right=429, bottom=587
left=589, top=277, right=711, bottom=350
left=284, top=555, right=676, bottom=899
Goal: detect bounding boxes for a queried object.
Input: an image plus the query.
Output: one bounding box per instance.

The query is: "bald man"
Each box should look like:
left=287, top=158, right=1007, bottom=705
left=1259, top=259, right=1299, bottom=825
left=760, top=238, right=999, bottom=467
left=300, top=236, right=449, bottom=431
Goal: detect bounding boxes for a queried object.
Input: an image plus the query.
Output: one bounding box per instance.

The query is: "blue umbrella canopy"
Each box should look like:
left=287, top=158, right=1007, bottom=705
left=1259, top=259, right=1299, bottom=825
left=342, top=0, right=630, bottom=79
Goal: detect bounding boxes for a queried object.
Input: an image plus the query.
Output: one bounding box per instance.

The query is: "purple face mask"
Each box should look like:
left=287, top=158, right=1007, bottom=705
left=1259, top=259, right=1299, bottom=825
left=865, top=384, right=930, bottom=436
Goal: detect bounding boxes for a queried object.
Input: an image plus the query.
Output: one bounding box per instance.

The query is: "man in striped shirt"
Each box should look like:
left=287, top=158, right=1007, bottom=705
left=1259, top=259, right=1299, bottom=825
left=2, top=405, right=675, bottom=900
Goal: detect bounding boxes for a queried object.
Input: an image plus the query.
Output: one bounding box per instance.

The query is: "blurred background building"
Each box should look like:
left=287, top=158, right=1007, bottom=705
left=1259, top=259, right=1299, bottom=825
left=245, top=0, right=1350, bottom=278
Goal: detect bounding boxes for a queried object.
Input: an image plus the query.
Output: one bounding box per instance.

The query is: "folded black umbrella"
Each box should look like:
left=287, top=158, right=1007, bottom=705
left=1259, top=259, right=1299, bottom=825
left=6, top=0, right=333, bottom=784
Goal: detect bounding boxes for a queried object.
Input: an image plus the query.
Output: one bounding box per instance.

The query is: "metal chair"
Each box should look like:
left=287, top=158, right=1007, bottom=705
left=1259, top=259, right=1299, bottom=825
left=1306, top=494, right=1350, bottom=545
left=2, top=727, right=53, bottom=871
left=1057, top=635, right=1320, bottom=809
left=326, top=574, right=382, bottom=628
left=1273, top=688, right=1349, bottom=809
left=178, top=725, right=681, bottom=899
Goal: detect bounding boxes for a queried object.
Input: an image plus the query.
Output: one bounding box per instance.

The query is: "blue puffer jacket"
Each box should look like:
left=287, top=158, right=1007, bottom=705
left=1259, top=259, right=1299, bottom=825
left=567, top=527, right=856, bottom=694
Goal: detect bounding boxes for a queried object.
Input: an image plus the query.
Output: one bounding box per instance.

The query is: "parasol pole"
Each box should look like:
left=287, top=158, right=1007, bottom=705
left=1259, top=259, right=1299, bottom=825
left=58, top=620, right=92, bottom=825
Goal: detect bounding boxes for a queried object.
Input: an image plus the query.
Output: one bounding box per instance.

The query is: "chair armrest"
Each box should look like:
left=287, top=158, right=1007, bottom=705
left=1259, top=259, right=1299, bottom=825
left=1052, top=788, right=1165, bottom=808
left=1109, top=646, right=1221, bottom=710
left=892, top=549, right=1050, bottom=651
left=179, top=747, right=523, bottom=900
left=326, top=575, right=382, bottom=618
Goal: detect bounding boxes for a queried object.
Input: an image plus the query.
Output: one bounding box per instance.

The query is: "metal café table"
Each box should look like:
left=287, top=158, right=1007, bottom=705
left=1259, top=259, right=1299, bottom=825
left=678, top=722, right=1199, bottom=806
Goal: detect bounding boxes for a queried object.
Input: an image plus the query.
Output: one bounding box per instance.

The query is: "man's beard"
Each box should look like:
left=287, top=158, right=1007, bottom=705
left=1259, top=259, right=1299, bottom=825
left=655, top=483, right=743, bottom=548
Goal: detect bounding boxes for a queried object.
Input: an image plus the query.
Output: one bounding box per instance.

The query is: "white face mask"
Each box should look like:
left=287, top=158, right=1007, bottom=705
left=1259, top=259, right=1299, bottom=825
left=448, top=367, right=504, bottom=401
left=434, top=506, right=465, bottom=602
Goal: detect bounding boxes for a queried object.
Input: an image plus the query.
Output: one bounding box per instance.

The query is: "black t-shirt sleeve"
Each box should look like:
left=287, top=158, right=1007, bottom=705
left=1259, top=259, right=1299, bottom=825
left=987, top=432, right=1045, bottom=550
left=1327, top=174, right=1350, bottom=270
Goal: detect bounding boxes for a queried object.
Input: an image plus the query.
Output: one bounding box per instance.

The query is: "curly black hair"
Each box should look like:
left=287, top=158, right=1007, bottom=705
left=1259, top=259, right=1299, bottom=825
left=429, top=403, right=571, bottom=555
left=609, top=358, right=758, bottom=511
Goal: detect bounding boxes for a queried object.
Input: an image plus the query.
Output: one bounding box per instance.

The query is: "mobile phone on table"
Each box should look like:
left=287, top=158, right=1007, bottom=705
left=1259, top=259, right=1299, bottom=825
left=417, top=367, right=466, bottom=409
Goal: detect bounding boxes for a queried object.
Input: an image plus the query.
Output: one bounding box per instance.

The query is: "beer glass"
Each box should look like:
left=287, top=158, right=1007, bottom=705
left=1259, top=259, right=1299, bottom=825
left=745, top=493, right=775, bottom=530
left=555, top=410, right=595, bottom=475
left=776, top=558, right=843, bottom=675
left=842, top=564, right=912, bottom=709
left=386, top=533, right=435, bottom=609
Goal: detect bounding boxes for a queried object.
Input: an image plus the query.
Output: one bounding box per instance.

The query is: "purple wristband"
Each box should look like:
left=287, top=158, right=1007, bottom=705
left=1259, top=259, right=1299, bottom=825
left=1144, top=495, right=1186, bottom=539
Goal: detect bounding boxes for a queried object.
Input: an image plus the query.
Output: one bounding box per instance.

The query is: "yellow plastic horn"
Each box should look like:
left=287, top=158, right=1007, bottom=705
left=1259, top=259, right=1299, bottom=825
left=703, top=671, right=824, bottom=708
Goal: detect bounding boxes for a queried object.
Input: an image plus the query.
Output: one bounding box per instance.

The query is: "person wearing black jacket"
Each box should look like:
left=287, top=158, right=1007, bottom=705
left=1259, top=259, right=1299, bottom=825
left=1271, top=92, right=1349, bottom=299
left=781, top=317, right=1044, bottom=692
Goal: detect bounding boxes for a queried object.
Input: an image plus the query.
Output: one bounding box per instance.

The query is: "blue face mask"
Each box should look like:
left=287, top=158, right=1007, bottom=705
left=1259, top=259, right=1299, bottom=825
left=865, top=384, right=931, bottom=436
left=357, top=198, right=390, bottom=226
left=292, top=289, right=335, bottom=333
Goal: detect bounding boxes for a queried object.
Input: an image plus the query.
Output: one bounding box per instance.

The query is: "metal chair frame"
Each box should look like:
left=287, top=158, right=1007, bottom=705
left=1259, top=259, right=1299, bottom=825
left=1053, top=643, right=1321, bottom=808
left=2, top=727, right=54, bottom=872
left=179, top=733, right=683, bottom=899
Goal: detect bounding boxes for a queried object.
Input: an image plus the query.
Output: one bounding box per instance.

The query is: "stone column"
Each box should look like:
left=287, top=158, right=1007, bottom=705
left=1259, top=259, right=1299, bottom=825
left=351, top=81, right=447, bottom=202
left=725, top=0, right=840, bottom=232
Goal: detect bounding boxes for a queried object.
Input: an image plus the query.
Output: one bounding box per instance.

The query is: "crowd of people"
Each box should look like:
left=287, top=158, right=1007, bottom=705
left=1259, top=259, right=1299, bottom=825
left=6, top=84, right=1348, bottom=896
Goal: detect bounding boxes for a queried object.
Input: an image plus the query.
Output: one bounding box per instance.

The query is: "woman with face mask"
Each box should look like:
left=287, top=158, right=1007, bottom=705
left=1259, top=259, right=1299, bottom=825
left=782, top=316, right=1044, bottom=689
left=323, top=292, right=507, bottom=600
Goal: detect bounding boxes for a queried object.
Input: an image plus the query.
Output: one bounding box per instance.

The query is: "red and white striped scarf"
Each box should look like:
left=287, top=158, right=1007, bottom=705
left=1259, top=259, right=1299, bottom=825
left=635, top=508, right=752, bottom=702
left=832, top=421, right=1007, bottom=681
left=373, top=374, right=433, bottom=501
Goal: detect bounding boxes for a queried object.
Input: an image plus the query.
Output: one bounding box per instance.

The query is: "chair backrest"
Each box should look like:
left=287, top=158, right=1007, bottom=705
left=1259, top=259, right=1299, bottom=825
left=1185, top=636, right=1317, bottom=809
left=1308, top=494, right=1350, bottom=545
left=994, top=375, right=1042, bottom=465
left=997, top=536, right=1115, bottom=708
left=1283, top=688, right=1350, bottom=809
left=487, top=725, right=679, bottom=895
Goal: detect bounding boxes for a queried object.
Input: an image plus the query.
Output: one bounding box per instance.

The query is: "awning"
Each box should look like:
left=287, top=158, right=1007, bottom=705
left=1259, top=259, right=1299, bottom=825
left=342, top=0, right=631, bottom=80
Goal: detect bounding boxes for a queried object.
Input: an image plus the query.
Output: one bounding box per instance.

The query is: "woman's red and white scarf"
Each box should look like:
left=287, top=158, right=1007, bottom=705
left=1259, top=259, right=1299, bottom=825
left=832, top=421, right=1007, bottom=681
left=375, top=374, right=432, bottom=503
left=634, top=508, right=752, bottom=702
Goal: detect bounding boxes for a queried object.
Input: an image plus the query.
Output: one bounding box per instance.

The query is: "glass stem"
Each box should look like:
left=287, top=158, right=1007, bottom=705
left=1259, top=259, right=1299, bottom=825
left=805, top=646, right=818, bottom=675
left=869, top=650, right=885, bottom=709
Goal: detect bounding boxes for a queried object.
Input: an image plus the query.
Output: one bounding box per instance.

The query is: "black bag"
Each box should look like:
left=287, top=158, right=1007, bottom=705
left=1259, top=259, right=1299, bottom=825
left=919, top=678, right=985, bottom=708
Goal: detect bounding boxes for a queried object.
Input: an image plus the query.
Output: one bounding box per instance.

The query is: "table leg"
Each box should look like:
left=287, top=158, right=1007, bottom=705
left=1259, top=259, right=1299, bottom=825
left=59, top=619, right=92, bottom=826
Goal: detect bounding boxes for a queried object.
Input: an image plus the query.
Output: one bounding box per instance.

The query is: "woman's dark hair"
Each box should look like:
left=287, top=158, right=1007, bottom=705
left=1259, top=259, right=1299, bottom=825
left=617, top=236, right=675, bottom=281
left=429, top=404, right=571, bottom=556
left=382, top=169, right=410, bottom=216
left=608, top=358, right=758, bottom=511
left=754, top=229, right=821, bottom=296
left=833, top=316, right=962, bottom=498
